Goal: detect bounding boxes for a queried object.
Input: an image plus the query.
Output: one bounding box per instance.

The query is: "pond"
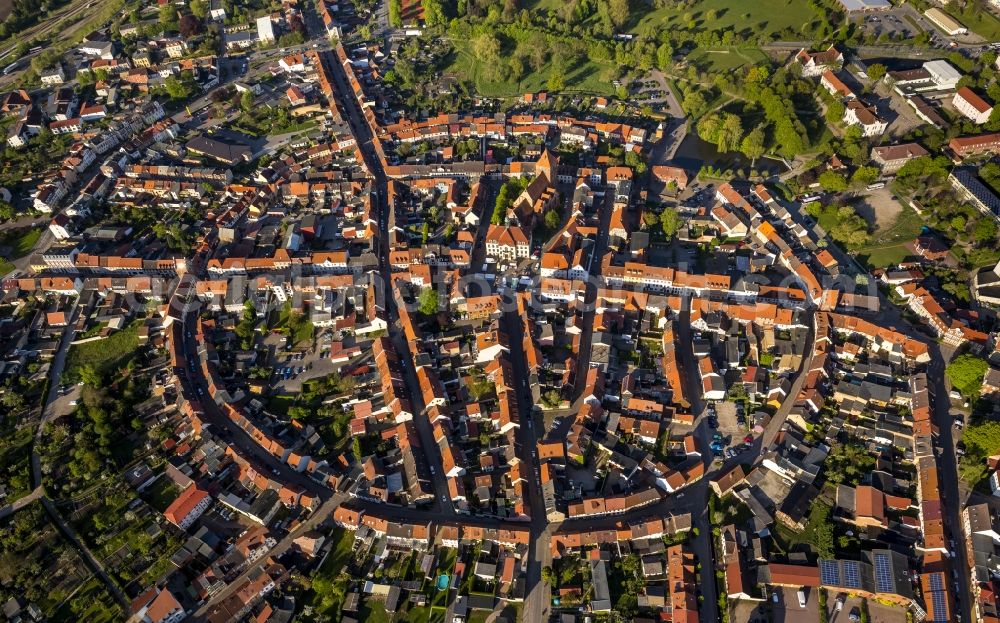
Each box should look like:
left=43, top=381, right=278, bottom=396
left=671, top=133, right=790, bottom=178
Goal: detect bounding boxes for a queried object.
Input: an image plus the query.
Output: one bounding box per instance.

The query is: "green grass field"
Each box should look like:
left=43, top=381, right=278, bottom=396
left=633, top=0, right=825, bottom=40
left=855, top=243, right=912, bottom=269
left=0, top=227, right=42, bottom=275
left=143, top=477, right=180, bottom=513
left=359, top=602, right=392, bottom=623
left=854, top=205, right=926, bottom=268
left=65, top=320, right=142, bottom=379
left=445, top=37, right=620, bottom=98
left=687, top=47, right=770, bottom=73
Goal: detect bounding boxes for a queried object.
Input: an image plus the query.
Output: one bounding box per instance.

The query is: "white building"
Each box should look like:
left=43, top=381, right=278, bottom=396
left=484, top=225, right=530, bottom=262
left=844, top=100, right=888, bottom=137
left=164, top=485, right=211, bottom=530
left=924, top=7, right=968, bottom=36
left=256, top=15, right=276, bottom=44
left=923, top=60, right=962, bottom=91
left=954, top=87, right=993, bottom=124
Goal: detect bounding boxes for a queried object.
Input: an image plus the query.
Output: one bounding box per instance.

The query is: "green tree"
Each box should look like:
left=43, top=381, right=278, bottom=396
left=739, top=124, right=766, bottom=166
left=388, top=0, right=402, bottom=26
left=852, top=166, right=880, bottom=187
left=682, top=89, right=706, bottom=116
left=808, top=501, right=835, bottom=558
left=824, top=443, right=876, bottom=485
left=946, top=354, right=988, bottom=398
left=164, top=75, right=192, bottom=100
left=825, top=98, right=845, bottom=124
left=240, top=90, right=254, bottom=112
left=0, top=201, right=14, bottom=222
left=423, top=0, right=446, bottom=25
left=159, top=4, right=178, bottom=29
left=547, top=64, right=566, bottom=92
left=973, top=218, right=998, bottom=244
left=660, top=208, right=681, bottom=239
left=656, top=43, right=672, bottom=70
left=544, top=209, right=561, bottom=231
left=818, top=170, right=848, bottom=192
left=965, top=420, right=1000, bottom=458
left=624, top=150, right=647, bottom=175
left=288, top=406, right=310, bottom=420
left=717, top=113, right=743, bottom=154
left=235, top=301, right=257, bottom=348
left=607, top=0, right=629, bottom=30
left=541, top=389, right=562, bottom=408
left=541, top=566, right=555, bottom=585
left=866, top=63, right=887, bottom=81
left=418, top=287, right=439, bottom=316
left=190, top=0, right=207, bottom=18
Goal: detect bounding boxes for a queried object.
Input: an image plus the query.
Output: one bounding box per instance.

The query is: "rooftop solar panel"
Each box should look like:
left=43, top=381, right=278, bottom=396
left=820, top=560, right=840, bottom=586
left=844, top=561, right=861, bottom=588
left=874, top=553, right=894, bottom=593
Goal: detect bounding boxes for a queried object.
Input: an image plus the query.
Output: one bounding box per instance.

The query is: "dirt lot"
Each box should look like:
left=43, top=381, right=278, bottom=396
left=854, top=187, right=904, bottom=233
left=715, top=401, right=746, bottom=443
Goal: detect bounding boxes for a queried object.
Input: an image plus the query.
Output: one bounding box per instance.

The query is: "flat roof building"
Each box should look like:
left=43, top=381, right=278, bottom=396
left=924, top=8, right=968, bottom=36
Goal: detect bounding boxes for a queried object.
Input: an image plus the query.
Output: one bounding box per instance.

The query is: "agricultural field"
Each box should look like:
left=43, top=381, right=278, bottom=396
left=0, top=502, right=121, bottom=622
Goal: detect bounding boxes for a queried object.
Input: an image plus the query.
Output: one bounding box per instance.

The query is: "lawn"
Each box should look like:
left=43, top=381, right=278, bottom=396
left=65, top=320, right=143, bottom=378
left=142, top=476, right=180, bottom=513
left=0, top=227, right=42, bottom=274
left=855, top=243, right=912, bottom=269
left=869, top=206, right=923, bottom=246
left=399, top=605, right=431, bottom=623
left=445, top=37, right=621, bottom=98
left=687, top=47, right=770, bottom=73
left=467, top=610, right=491, bottom=623
left=943, top=4, right=1000, bottom=40
left=323, top=527, right=356, bottom=574
left=632, top=0, right=827, bottom=41
left=0, top=227, right=41, bottom=257
left=299, top=528, right=357, bottom=621
left=275, top=302, right=315, bottom=346
left=359, top=602, right=392, bottom=623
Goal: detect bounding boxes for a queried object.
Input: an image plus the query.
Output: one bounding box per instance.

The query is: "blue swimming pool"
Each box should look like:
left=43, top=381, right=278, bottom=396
left=437, top=574, right=449, bottom=590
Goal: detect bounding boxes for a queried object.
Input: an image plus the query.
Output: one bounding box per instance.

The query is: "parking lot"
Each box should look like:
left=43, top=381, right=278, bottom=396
left=706, top=401, right=755, bottom=461
left=855, top=13, right=915, bottom=40
left=827, top=595, right=907, bottom=623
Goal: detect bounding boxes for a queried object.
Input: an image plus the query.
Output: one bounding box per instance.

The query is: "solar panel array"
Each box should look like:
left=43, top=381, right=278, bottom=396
left=926, top=572, right=950, bottom=621
left=843, top=561, right=862, bottom=589
left=873, top=553, right=894, bottom=593
left=819, top=560, right=840, bottom=587
left=929, top=573, right=944, bottom=591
